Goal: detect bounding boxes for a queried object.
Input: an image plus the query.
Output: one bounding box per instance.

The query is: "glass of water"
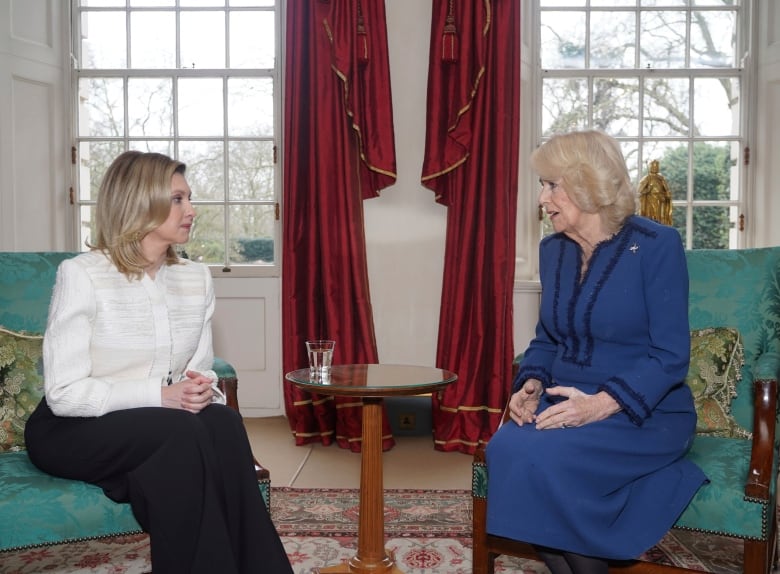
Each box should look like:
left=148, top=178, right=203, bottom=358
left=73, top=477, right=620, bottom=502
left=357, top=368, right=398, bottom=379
left=305, top=340, right=335, bottom=382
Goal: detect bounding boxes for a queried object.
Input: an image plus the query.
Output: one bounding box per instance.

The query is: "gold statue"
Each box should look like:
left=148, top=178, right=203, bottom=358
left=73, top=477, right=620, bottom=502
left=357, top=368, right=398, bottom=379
left=638, top=159, right=672, bottom=225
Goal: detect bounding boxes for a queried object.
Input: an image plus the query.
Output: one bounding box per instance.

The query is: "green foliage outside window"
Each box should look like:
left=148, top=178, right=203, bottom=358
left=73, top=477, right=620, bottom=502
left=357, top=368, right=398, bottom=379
left=661, top=144, right=732, bottom=250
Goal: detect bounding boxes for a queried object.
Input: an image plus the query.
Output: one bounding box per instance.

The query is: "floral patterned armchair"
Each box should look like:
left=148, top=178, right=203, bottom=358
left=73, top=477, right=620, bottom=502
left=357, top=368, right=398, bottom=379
left=472, top=247, right=780, bottom=574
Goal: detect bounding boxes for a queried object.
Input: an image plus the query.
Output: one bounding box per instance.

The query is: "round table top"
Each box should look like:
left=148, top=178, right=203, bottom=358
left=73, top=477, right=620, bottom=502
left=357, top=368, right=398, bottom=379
left=285, top=364, right=457, bottom=398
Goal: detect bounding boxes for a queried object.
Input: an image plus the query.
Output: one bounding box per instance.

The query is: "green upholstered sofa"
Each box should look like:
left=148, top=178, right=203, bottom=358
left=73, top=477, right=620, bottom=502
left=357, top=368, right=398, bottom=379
left=472, top=247, right=780, bottom=574
left=0, top=252, right=269, bottom=553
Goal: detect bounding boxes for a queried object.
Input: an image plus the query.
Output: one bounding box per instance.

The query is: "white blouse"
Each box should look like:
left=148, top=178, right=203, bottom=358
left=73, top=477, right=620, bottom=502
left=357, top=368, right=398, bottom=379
left=43, top=251, right=218, bottom=417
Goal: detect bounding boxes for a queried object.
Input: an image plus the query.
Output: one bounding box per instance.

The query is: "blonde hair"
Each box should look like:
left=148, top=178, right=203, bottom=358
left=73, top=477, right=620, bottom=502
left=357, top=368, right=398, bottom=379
left=91, top=151, right=186, bottom=279
left=530, top=130, right=636, bottom=234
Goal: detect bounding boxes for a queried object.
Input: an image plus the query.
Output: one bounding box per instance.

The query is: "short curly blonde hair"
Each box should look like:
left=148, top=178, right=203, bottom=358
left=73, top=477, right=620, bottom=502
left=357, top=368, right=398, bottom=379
left=91, top=151, right=186, bottom=279
left=530, top=130, right=636, bottom=234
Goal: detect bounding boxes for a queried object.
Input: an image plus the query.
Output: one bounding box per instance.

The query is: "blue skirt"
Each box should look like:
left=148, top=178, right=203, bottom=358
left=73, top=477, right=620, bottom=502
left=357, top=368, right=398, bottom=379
left=485, top=391, right=707, bottom=560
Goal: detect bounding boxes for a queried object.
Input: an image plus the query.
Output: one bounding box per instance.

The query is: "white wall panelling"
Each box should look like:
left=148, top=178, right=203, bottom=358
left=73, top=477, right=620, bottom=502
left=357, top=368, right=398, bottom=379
left=0, top=0, right=69, bottom=250
left=212, top=277, right=282, bottom=417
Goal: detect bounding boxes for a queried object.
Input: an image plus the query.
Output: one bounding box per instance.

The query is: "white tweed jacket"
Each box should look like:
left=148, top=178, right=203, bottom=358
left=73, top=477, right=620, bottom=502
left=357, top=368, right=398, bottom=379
left=43, top=251, right=217, bottom=417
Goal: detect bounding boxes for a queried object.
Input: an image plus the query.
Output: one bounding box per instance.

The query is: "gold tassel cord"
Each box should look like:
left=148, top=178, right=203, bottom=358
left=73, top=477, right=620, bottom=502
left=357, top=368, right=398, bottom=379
left=442, top=0, right=458, bottom=63
left=357, top=0, right=369, bottom=65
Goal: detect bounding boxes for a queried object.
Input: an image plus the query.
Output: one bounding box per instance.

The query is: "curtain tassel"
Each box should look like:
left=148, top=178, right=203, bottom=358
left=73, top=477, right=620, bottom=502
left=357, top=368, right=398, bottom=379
left=441, top=11, right=458, bottom=63
left=357, top=3, right=369, bottom=66
left=357, top=20, right=369, bottom=65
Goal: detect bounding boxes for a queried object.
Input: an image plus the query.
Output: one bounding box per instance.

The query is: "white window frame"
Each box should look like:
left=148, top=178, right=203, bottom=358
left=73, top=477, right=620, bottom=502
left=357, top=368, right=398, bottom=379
left=69, top=0, right=283, bottom=279
left=517, top=0, right=756, bottom=282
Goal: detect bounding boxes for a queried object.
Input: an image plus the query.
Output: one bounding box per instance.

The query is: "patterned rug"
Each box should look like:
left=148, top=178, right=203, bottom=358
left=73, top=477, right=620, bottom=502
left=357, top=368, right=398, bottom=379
left=0, top=488, right=746, bottom=573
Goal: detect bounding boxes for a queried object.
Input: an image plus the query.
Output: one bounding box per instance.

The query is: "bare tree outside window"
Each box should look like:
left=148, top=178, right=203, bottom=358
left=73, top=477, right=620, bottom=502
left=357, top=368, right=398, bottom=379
left=73, top=2, right=280, bottom=272
left=538, top=0, right=747, bottom=250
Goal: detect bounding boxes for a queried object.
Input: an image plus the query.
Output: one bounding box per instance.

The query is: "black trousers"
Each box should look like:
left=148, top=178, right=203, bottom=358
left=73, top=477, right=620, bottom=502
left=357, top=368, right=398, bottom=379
left=25, top=400, right=292, bottom=574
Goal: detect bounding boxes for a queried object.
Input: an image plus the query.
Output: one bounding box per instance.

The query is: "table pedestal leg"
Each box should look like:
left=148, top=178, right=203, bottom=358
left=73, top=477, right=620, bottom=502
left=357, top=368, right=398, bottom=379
left=317, top=398, right=403, bottom=574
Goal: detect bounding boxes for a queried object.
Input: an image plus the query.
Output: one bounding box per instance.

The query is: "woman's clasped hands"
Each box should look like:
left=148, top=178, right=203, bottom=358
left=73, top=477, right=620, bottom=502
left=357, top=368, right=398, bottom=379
left=161, top=370, right=215, bottom=413
left=508, top=379, right=621, bottom=430
left=507, top=378, right=543, bottom=426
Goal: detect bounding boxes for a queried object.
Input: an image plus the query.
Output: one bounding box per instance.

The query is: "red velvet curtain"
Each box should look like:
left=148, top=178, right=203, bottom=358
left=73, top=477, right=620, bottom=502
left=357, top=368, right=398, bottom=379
left=283, top=0, right=397, bottom=452
left=422, top=0, right=521, bottom=454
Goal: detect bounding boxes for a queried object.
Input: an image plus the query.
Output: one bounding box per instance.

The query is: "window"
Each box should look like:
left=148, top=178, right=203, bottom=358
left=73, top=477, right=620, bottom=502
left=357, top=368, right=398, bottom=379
left=72, top=0, right=280, bottom=276
left=536, top=0, right=750, bottom=249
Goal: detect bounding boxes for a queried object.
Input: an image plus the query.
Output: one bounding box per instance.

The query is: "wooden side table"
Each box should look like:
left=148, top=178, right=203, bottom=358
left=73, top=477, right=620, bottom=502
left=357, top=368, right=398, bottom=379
left=285, top=364, right=457, bottom=574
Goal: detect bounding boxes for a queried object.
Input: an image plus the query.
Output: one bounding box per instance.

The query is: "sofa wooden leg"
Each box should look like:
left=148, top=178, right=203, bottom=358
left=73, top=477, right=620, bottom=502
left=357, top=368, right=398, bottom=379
left=472, top=495, right=489, bottom=574
left=743, top=539, right=771, bottom=574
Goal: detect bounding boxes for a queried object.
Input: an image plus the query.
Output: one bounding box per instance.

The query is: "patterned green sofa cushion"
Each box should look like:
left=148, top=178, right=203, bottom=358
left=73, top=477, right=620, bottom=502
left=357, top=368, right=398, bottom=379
left=686, top=248, right=780, bottom=432
left=0, top=252, right=75, bottom=334
left=0, top=328, right=45, bottom=452
left=675, top=435, right=772, bottom=540
left=687, top=327, right=750, bottom=439
left=0, top=451, right=142, bottom=551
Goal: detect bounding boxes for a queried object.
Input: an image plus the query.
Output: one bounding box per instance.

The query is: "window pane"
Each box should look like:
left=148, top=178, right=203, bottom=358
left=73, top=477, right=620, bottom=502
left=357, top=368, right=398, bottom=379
left=81, top=11, right=126, bottom=68
left=131, top=140, right=174, bottom=155
left=542, top=78, right=588, bottom=135
left=128, top=78, right=173, bottom=137
left=178, top=78, right=224, bottom=136
left=181, top=0, right=226, bottom=6
left=541, top=12, right=585, bottom=69
left=187, top=205, right=225, bottom=264
left=230, top=0, right=275, bottom=8
left=130, top=0, right=175, bottom=6
left=228, top=78, right=273, bottom=137
left=78, top=77, right=125, bottom=137
left=186, top=205, right=278, bottom=266
left=591, top=11, right=635, bottom=68
left=619, top=140, right=639, bottom=184
left=181, top=11, right=225, bottom=69
left=671, top=208, right=687, bottom=244
left=541, top=0, right=586, bottom=6
left=78, top=141, right=125, bottom=200
left=693, top=77, right=739, bottom=137
left=640, top=10, right=687, bottom=68
left=230, top=205, right=276, bottom=264
left=82, top=0, right=126, bottom=6
left=79, top=205, right=97, bottom=250
left=178, top=141, right=225, bottom=201
left=691, top=10, right=736, bottom=68
left=692, top=142, right=734, bottom=201
left=691, top=206, right=731, bottom=249
left=230, top=11, right=275, bottom=68
left=642, top=0, right=686, bottom=6
left=130, top=12, right=176, bottom=68
left=591, top=0, right=636, bottom=6
left=593, top=77, right=639, bottom=136
left=643, top=77, right=689, bottom=136
left=229, top=141, right=275, bottom=201
left=691, top=0, right=740, bottom=6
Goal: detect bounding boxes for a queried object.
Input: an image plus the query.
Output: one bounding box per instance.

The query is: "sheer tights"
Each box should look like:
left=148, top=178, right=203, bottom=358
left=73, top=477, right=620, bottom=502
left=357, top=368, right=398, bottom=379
left=535, top=546, right=609, bottom=574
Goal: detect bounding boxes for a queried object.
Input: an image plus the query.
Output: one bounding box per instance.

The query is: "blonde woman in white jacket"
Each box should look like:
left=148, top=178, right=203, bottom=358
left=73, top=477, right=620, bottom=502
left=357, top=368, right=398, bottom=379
left=25, top=151, right=292, bottom=574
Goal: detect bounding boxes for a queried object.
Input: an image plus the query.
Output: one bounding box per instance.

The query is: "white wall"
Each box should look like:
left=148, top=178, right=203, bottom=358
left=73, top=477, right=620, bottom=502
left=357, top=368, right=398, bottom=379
left=364, top=2, right=447, bottom=366
left=368, top=1, right=541, bottom=365
left=754, top=1, right=780, bottom=248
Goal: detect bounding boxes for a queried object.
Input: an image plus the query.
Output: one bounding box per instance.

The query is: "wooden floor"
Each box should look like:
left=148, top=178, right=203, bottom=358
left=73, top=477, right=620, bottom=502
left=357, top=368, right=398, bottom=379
left=244, top=416, right=473, bottom=490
